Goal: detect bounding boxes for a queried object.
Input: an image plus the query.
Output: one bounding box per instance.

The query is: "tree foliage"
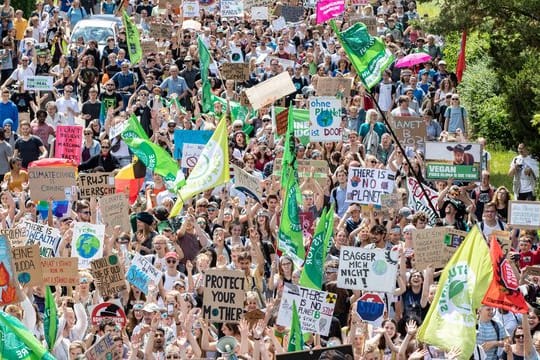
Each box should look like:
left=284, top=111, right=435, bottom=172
left=12, top=0, right=34, bottom=18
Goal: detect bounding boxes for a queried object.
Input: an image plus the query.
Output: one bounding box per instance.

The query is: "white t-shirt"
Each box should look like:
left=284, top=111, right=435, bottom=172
left=55, top=97, right=79, bottom=125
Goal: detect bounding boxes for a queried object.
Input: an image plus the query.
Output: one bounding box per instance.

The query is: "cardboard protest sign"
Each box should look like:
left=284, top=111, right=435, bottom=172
left=244, top=309, right=265, bottom=327
left=251, top=6, right=268, bottom=20
left=231, top=164, right=262, bottom=202
left=406, top=176, right=439, bottom=225
left=182, top=0, right=199, bottom=17
left=244, top=0, right=271, bottom=9
left=55, top=125, right=83, bottom=164
left=202, top=269, right=246, bottom=322
left=264, top=56, right=296, bottom=72
left=0, top=235, right=22, bottom=305
left=41, top=257, right=79, bottom=285
left=381, top=193, right=403, bottom=213
left=0, top=226, right=28, bottom=247
left=245, top=72, right=296, bottom=110
left=424, top=141, right=482, bottom=181
left=348, top=15, right=377, bottom=35
left=337, top=246, right=399, bottom=293
left=491, top=230, right=512, bottom=256
left=522, top=266, right=540, bottom=279
left=140, top=39, right=158, bottom=54
left=390, top=116, right=426, bottom=148
left=276, top=283, right=336, bottom=335
left=24, top=220, right=61, bottom=257
left=90, top=255, right=127, bottom=296
left=271, top=16, right=287, bottom=31
left=23, top=75, right=54, bottom=91
left=98, top=193, right=130, bottom=232
left=11, top=244, right=42, bottom=286
left=181, top=143, right=206, bottom=169
left=90, top=300, right=127, bottom=328
left=276, top=345, right=354, bottom=360
left=220, top=0, right=244, bottom=17
left=71, top=222, right=105, bottom=269
left=85, top=333, right=120, bottom=360
left=220, top=63, right=250, bottom=81
left=412, top=228, right=468, bottom=270
left=275, top=108, right=288, bottom=136
left=28, top=166, right=77, bottom=200
left=315, top=77, right=354, bottom=97
left=173, top=129, right=213, bottom=160
left=149, top=21, right=170, bottom=39
left=508, top=200, right=540, bottom=229
left=78, top=172, right=116, bottom=199
left=126, top=253, right=162, bottom=294
left=273, top=159, right=328, bottom=186
left=280, top=5, right=304, bottom=22
left=309, top=96, right=342, bottom=142
left=345, top=167, right=395, bottom=205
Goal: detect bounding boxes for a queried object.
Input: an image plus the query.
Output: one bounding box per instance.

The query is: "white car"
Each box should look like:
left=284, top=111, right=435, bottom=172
left=70, top=16, right=120, bottom=53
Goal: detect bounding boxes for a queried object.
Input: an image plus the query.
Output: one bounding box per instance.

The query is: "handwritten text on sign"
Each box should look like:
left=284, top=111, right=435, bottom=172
left=391, top=116, right=426, bottom=148
left=90, top=255, right=127, bottom=296
left=55, top=125, right=83, bottom=164
left=345, top=167, right=395, bottom=205
left=41, top=257, right=79, bottom=285
left=126, top=254, right=161, bottom=294
left=11, top=244, right=42, bottom=287
left=24, top=220, right=61, bottom=257
left=337, top=246, right=399, bottom=293
left=28, top=166, right=77, bottom=200
left=203, top=269, right=245, bottom=323
left=78, top=173, right=116, bottom=199
left=309, top=97, right=342, bottom=142
left=276, top=283, right=336, bottom=336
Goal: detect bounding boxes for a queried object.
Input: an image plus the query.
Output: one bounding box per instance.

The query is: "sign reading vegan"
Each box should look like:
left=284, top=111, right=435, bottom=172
left=24, top=220, right=61, bottom=257
left=41, top=257, right=79, bottom=285
left=508, top=200, right=540, bottom=229
left=55, top=125, right=83, bottom=163
left=345, top=167, right=395, bottom=205
left=424, top=142, right=482, bottom=181
left=276, top=283, right=336, bottom=336
left=202, top=269, right=245, bottom=322
left=72, top=222, right=105, bottom=269
left=78, top=172, right=116, bottom=199
left=309, top=96, right=342, bottom=142
left=390, top=116, right=426, bottom=148
left=28, top=166, right=77, bottom=200
left=23, top=75, right=54, bottom=91
left=11, top=244, right=42, bottom=287
left=126, top=253, right=162, bottom=294
left=412, top=228, right=468, bottom=270
left=90, top=255, right=127, bottom=296
left=337, top=246, right=399, bottom=293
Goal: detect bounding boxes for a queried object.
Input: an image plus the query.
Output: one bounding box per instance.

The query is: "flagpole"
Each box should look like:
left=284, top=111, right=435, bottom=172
left=366, top=90, right=440, bottom=220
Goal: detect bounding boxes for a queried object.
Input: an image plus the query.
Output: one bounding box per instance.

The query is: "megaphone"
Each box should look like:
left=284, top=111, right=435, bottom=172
left=216, top=336, right=238, bottom=360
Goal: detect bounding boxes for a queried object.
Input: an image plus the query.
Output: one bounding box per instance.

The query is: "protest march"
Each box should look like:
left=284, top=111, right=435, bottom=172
left=0, top=0, right=539, bottom=359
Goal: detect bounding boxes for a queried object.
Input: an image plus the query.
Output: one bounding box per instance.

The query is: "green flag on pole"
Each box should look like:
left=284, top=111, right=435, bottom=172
left=299, top=207, right=328, bottom=290
left=0, top=311, right=55, bottom=360
left=323, top=203, right=336, bottom=257
left=278, top=166, right=305, bottom=267
left=122, top=115, right=179, bottom=182
left=198, top=37, right=213, bottom=113
left=121, top=10, right=142, bottom=65
left=280, top=105, right=297, bottom=185
left=330, top=20, right=394, bottom=90
left=288, top=301, right=304, bottom=352
left=44, top=286, right=58, bottom=352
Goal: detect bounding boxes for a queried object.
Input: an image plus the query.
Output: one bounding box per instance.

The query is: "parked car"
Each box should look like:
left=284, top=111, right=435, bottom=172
left=69, top=16, right=121, bottom=52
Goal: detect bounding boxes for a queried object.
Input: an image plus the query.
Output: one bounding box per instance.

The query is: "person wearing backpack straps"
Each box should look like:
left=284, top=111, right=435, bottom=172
left=444, top=94, right=469, bottom=137
left=472, top=171, right=496, bottom=221
left=479, top=202, right=507, bottom=238
left=477, top=305, right=510, bottom=360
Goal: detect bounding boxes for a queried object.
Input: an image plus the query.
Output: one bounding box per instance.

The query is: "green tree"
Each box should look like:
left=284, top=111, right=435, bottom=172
left=12, top=0, right=34, bottom=18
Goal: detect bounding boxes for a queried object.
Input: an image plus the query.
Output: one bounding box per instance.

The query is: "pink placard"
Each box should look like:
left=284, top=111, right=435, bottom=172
left=55, top=125, right=83, bottom=164
left=316, top=0, right=345, bottom=24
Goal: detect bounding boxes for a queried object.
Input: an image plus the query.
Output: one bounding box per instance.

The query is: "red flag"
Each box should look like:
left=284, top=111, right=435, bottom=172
left=456, top=31, right=467, bottom=83
left=482, top=235, right=528, bottom=313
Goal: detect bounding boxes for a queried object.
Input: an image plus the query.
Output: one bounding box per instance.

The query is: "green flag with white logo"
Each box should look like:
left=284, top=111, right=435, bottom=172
left=299, top=207, right=328, bottom=290
left=121, top=10, right=142, bottom=65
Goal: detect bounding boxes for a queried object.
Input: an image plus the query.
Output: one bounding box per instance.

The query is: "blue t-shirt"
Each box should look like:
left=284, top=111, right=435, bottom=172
left=444, top=106, right=467, bottom=132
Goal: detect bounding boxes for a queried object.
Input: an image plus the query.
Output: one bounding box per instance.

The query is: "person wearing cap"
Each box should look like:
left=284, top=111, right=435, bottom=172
left=0, top=88, right=18, bottom=131
left=133, top=211, right=158, bottom=255
left=159, top=251, right=187, bottom=294
left=338, top=203, right=362, bottom=235
left=30, top=109, right=55, bottom=151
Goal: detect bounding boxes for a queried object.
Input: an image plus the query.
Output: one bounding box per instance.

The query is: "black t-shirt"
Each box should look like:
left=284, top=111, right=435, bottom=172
left=99, top=92, right=123, bottom=114
left=80, top=66, right=100, bottom=87
left=105, top=64, right=120, bottom=78
left=81, top=100, right=101, bottom=126
left=15, top=136, right=43, bottom=168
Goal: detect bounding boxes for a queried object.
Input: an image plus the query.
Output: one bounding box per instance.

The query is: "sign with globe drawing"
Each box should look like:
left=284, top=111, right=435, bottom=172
left=309, top=96, right=342, bottom=142
left=71, top=222, right=105, bottom=269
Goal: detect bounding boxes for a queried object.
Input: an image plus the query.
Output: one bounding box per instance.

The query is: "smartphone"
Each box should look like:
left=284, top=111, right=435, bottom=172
left=167, top=303, right=174, bottom=315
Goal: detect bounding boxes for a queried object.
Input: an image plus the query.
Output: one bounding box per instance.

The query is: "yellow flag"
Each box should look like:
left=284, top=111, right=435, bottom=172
left=417, top=226, right=493, bottom=359
left=169, top=118, right=230, bottom=217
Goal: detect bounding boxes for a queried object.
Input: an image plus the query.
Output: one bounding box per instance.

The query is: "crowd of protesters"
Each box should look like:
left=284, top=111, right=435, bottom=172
left=0, top=0, right=539, bottom=359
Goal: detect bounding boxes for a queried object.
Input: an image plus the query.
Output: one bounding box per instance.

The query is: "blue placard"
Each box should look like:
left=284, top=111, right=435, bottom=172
left=173, top=129, right=214, bottom=160
left=356, top=300, right=384, bottom=322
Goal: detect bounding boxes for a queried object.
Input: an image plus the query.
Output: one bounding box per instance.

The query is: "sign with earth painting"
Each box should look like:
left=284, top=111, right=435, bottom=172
left=71, top=222, right=105, bottom=269
left=309, top=96, right=342, bottom=142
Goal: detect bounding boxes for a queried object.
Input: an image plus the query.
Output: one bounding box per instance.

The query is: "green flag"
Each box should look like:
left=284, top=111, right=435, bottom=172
left=278, top=166, right=305, bottom=267
left=280, top=105, right=297, bottom=185
left=198, top=37, right=213, bottom=113
left=44, top=286, right=57, bottom=352
left=121, top=10, right=142, bottom=65
left=330, top=20, right=394, bottom=90
left=323, top=203, right=336, bottom=256
left=0, top=311, right=55, bottom=360
left=299, top=207, right=328, bottom=290
left=122, top=115, right=179, bottom=182
left=288, top=301, right=304, bottom=352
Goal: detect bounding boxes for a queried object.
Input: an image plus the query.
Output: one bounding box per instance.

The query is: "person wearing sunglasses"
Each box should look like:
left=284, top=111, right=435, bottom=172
left=78, top=139, right=120, bottom=173
left=159, top=251, right=187, bottom=295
